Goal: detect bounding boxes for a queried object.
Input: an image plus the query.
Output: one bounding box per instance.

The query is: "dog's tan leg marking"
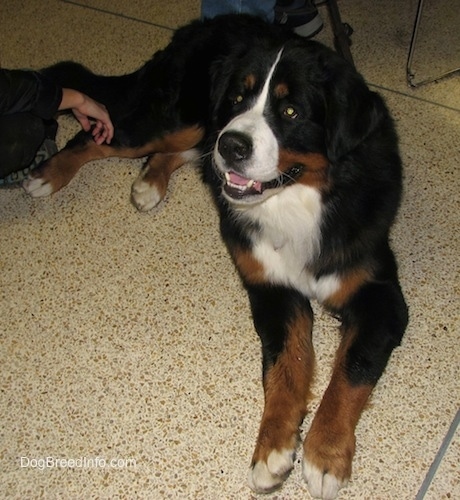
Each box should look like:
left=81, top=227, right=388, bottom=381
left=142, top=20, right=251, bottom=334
left=23, top=141, right=111, bottom=197
left=303, top=330, right=372, bottom=500
left=323, top=268, right=372, bottom=310
left=160, top=125, right=204, bottom=152
left=249, top=308, right=315, bottom=493
left=231, top=246, right=267, bottom=284
left=131, top=125, right=205, bottom=211
left=23, top=125, right=205, bottom=197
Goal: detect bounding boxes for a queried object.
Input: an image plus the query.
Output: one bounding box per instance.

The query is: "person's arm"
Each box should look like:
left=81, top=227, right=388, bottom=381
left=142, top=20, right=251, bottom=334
left=1, top=69, right=113, bottom=144
left=59, top=88, right=114, bottom=145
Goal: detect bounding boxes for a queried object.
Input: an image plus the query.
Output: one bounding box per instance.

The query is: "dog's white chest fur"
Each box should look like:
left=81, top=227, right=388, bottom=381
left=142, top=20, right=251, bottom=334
left=243, top=184, right=339, bottom=301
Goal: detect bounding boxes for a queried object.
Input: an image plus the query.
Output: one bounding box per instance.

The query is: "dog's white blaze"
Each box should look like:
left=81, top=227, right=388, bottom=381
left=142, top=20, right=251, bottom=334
left=252, top=48, right=284, bottom=115
left=245, top=184, right=340, bottom=300
left=215, top=50, right=283, bottom=181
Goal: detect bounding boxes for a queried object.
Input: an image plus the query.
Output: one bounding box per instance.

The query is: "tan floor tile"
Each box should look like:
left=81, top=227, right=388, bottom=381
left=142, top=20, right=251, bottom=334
left=1, top=1, right=458, bottom=498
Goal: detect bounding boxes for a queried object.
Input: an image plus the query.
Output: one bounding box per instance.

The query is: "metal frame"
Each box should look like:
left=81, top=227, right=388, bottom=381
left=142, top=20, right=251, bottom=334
left=317, top=0, right=355, bottom=68
left=406, top=0, right=460, bottom=88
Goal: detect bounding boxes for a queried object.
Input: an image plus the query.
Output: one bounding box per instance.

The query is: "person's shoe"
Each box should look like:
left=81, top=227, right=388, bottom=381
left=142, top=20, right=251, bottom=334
left=0, top=138, right=57, bottom=188
left=275, top=0, right=323, bottom=38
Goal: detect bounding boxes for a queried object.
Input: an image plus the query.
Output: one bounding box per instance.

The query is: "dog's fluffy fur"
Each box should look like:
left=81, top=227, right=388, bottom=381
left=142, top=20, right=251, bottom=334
left=24, top=15, right=408, bottom=499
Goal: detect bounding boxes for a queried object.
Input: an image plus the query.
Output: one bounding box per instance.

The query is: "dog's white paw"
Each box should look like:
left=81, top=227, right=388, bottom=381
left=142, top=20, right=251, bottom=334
left=23, top=176, right=53, bottom=198
left=303, top=460, right=348, bottom=500
left=131, top=177, right=163, bottom=212
left=248, top=448, right=295, bottom=493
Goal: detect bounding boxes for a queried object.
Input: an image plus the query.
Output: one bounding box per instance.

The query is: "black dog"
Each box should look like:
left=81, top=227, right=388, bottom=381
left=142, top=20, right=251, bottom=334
left=24, top=15, right=408, bottom=498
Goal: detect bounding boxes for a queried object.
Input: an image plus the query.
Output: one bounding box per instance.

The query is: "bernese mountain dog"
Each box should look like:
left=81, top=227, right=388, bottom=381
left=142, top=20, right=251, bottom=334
left=23, top=14, right=408, bottom=499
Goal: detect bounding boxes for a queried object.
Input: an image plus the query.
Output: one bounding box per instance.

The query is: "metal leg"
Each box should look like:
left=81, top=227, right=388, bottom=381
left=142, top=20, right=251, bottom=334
left=406, top=0, right=425, bottom=87
left=324, top=0, right=355, bottom=67
left=406, top=0, right=459, bottom=87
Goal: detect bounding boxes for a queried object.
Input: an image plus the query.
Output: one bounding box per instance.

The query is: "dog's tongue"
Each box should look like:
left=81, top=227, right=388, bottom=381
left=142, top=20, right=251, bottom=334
left=228, top=172, right=248, bottom=186
left=227, top=172, right=263, bottom=192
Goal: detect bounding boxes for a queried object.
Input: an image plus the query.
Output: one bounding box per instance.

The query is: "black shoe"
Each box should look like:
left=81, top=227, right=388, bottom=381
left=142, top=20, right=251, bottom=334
left=275, top=0, right=323, bottom=38
left=0, top=138, right=57, bottom=188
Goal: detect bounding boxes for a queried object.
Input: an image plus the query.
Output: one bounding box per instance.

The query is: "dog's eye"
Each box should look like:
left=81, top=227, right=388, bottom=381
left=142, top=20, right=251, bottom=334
left=232, top=94, right=244, bottom=105
left=283, top=106, right=298, bottom=119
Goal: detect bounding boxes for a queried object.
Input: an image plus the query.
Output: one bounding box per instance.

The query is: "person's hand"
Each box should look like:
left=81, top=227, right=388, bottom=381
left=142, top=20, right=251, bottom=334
left=59, top=88, right=114, bottom=145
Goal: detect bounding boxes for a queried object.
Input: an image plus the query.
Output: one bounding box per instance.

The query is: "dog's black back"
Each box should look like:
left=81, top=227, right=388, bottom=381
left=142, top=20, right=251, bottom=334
left=41, top=15, right=290, bottom=146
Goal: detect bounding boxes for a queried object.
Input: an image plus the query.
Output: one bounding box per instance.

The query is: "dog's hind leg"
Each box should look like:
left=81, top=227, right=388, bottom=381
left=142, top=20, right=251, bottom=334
left=131, top=148, right=201, bottom=212
left=23, top=125, right=205, bottom=199
left=23, top=133, right=114, bottom=197
left=22, top=129, right=151, bottom=197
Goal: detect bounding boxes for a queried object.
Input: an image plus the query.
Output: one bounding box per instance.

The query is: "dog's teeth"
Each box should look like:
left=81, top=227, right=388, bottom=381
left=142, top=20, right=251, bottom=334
left=225, top=172, right=231, bottom=182
left=246, top=180, right=254, bottom=188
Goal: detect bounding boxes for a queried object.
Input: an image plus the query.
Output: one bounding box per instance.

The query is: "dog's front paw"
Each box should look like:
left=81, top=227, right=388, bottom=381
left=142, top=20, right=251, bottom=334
left=248, top=448, right=295, bottom=494
left=23, top=175, right=55, bottom=197
left=131, top=176, right=164, bottom=212
left=302, top=426, right=354, bottom=499
left=303, top=460, right=348, bottom=500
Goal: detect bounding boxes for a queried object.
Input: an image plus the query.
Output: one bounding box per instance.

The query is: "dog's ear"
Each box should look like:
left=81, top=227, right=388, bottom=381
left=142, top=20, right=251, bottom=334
left=324, top=68, right=390, bottom=163
left=209, top=54, right=238, bottom=125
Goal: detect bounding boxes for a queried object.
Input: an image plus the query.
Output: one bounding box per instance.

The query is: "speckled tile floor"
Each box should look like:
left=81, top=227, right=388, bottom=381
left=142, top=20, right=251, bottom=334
left=1, top=1, right=459, bottom=498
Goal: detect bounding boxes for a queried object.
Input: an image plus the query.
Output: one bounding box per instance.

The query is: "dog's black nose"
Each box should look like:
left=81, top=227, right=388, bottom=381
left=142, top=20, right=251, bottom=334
left=218, top=131, right=253, bottom=163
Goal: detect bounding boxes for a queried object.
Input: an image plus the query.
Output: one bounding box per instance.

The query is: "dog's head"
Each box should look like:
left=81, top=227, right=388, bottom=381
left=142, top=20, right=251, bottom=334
left=209, top=39, right=395, bottom=207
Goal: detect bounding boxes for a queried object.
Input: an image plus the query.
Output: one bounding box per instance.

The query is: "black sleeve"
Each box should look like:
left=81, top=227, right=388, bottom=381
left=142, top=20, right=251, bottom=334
left=0, top=69, right=63, bottom=119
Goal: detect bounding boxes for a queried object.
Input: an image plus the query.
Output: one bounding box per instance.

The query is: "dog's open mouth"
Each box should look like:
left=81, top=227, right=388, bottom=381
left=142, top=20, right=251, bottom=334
left=223, top=165, right=304, bottom=200
left=224, top=172, right=264, bottom=199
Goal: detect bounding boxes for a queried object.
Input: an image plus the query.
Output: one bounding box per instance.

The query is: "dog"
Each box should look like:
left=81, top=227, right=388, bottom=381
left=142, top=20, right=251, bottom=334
left=23, top=14, right=409, bottom=499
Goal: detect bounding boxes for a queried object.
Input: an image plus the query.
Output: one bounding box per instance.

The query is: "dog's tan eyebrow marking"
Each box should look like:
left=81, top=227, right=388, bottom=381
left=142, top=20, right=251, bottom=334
left=245, top=73, right=257, bottom=90
left=274, top=82, right=289, bottom=99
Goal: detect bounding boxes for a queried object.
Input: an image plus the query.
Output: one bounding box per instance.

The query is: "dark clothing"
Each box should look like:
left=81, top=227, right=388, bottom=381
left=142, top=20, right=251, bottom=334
left=0, top=113, right=46, bottom=175
left=0, top=69, right=62, bottom=178
left=0, top=69, right=62, bottom=118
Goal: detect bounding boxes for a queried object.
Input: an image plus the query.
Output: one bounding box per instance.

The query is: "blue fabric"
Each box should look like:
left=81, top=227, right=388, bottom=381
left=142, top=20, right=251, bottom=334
left=201, top=0, right=276, bottom=22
